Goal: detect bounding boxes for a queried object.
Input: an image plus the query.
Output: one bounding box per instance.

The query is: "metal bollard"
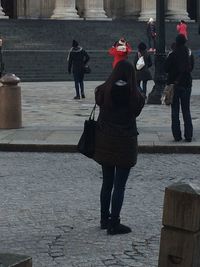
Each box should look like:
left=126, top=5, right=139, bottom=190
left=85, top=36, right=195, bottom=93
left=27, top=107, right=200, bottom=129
left=0, top=73, right=21, bottom=129
left=158, top=182, right=200, bottom=267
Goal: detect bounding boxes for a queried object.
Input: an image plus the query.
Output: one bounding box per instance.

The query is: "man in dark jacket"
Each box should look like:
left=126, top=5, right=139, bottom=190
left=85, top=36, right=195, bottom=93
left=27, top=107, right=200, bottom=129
left=68, top=40, right=90, bottom=99
left=164, top=34, right=194, bottom=142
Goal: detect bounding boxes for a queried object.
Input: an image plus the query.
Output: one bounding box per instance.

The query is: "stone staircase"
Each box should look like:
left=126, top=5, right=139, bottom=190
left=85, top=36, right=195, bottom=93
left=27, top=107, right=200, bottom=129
left=0, top=19, right=200, bottom=81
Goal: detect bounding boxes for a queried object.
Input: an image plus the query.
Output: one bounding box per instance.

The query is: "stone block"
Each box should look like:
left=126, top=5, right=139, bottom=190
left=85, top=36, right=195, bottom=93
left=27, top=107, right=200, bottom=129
left=0, top=253, right=32, bottom=267
left=162, top=183, right=200, bottom=232
left=158, top=227, right=200, bottom=267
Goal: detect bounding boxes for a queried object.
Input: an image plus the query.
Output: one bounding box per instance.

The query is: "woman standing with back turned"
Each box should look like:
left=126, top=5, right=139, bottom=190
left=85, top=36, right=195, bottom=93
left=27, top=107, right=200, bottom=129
left=94, top=60, right=145, bottom=235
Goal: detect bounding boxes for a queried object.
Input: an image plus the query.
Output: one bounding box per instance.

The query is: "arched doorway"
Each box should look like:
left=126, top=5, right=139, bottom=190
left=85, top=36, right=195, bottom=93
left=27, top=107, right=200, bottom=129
left=1, top=0, right=17, bottom=19
left=187, top=0, right=197, bottom=20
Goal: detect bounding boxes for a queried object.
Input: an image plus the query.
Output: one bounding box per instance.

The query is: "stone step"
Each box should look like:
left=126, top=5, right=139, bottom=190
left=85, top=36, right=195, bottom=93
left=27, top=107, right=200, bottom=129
left=0, top=19, right=200, bottom=81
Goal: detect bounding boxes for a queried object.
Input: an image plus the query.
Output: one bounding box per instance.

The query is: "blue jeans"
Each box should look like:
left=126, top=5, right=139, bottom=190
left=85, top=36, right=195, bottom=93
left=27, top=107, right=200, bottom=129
left=171, top=86, right=193, bottom=140
left=73, top=72, right=84, bottom=97
left=100, top=165, right=130, bottom=222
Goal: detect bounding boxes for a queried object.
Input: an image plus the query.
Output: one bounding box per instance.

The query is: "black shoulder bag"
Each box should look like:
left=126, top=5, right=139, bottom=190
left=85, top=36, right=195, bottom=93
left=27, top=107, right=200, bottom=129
left=77, top=104, right=97, bottom=158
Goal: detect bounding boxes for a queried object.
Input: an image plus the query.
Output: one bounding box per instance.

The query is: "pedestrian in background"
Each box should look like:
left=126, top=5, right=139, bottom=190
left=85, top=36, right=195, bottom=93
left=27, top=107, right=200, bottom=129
left=176, top=20, right=188, bottom=40
left=94, top=60, right=145, bottom=235
left=109, top=37, right=132, bottom=68
left=164, top=34, right=194, bottom=142
left=68, top=40, right=90, bottom=99
left=146, top=18, right=156, bottom=52
left=134, top=42, right=152, bottom=98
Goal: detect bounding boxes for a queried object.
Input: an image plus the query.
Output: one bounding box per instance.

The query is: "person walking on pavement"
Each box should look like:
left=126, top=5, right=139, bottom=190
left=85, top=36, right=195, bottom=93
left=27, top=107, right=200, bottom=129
left=68, top=40, right=90, bottom=99
left=134, top=42, right=152, bottom=98
left=176, top=20, right=188, bottom=40
left=146, top=18, right=156, bottom=52
left=164, top=34, right=194, bottom=142
left=94, top=60, right=145, bottom=235
left=109, top=37, right=132, bottom=68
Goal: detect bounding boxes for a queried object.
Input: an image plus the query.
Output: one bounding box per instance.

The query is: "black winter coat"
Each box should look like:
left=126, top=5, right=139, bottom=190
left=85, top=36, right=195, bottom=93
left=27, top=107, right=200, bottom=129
left=134, top=52, right=152, bottom=81
left=93, top=84, right=143, bottom=168
left=164, top=46, right=194, bottom=88
left=68, top=47, right=90, bottom=74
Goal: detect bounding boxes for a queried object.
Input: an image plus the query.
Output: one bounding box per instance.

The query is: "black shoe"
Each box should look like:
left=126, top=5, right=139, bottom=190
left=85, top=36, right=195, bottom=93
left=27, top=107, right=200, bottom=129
left=185, top=138, right=192, bottom=142
left=107, top=223, right=132, bottom=235
left=100, top=218, right=110, bottom=230
left=81, top=94, right=85, bottom=98
left=74, top=96, right=80, bottom=100
left=174, top=137, right=182, bottom=142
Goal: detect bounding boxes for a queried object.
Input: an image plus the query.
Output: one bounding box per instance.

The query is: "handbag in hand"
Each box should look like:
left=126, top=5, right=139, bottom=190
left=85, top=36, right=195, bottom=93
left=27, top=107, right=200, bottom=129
left=84, top=65, right=91, bottom=74
left=161, top=84, right=175, bottom=105
left=136, top=54, right=145, bottom=70
left=77, top=104, right=96, bottom=158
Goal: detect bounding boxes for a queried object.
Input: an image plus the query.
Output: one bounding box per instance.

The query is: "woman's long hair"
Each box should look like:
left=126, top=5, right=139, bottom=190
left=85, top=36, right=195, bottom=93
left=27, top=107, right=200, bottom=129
left=96, top=60, right=138, bottom=110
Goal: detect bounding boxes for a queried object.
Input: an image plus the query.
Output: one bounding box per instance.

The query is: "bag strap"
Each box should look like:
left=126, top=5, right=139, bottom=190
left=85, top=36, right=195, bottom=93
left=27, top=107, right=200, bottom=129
left=89, top=104, right=97, bottom=120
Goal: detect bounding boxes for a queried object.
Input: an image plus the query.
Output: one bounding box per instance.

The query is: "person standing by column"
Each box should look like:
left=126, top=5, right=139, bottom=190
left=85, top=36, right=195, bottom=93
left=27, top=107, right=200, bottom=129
left=94, top=60, right=145, bottom=235
left=68, top=40, right=90, bottom=99
left=164, top=34, right=194, bottom=142
left=146, top=18, right=156, bottom=52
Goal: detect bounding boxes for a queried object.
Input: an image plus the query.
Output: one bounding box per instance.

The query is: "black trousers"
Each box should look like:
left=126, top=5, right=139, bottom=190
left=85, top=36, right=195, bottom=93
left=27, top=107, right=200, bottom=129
left=100, top=165, right=130, bottom=222
left=171, top=86, right=193, bottom=140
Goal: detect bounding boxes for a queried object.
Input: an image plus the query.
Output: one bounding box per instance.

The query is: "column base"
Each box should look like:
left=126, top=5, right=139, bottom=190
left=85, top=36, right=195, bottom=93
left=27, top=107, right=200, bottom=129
left=166, top=10, right=190, bottom=21
left=85, top=17, right=112, bottom=21
left=51, top=16, right=83, bottom=20
left=138, top=11, right=156, bottom=21
left=0, top=15, right=9, bottom=19
left=84, top=9, right=110, bottom=21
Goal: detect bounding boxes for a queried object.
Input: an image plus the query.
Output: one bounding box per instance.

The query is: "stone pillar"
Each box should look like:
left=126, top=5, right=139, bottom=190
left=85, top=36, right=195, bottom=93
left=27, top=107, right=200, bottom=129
left=51, top=0, right=81, bottom=20
left=0, top=0, right=9, bottom=19
left=40, top=0, right=54, bottom=18
left=17, top=0, right=25, bottom=18
left=158, top=182, right=200, bottom=267
left=84, top=0, right=110, bottom=20
left=124, top=0, right=141, bottom=19
left=76, top=0, right=85, bottom=18
left=104, top=0, right=113, bottom=18
left=17, top=1, right=41, bottom=19
left=112, top=0, right=125, bottom=19
left=166, top=0, right=190, bottom=21
left=138, top=0, right=156, bottom=21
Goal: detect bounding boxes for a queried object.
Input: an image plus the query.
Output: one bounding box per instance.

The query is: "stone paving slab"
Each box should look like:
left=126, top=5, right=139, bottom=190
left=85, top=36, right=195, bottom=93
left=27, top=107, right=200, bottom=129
left=0, top=80, right=199, bottom=152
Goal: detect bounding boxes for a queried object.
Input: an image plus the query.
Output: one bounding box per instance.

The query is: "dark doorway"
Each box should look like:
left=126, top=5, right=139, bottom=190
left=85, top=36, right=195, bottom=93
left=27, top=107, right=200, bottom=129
left=1, top=0, right=17, bottom=19
left=187, top=0, right=197, bottom=20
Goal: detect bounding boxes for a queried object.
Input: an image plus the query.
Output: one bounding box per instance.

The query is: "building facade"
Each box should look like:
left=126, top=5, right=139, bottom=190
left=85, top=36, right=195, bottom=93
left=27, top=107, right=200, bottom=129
left=0, top=0, right=198, bottom=21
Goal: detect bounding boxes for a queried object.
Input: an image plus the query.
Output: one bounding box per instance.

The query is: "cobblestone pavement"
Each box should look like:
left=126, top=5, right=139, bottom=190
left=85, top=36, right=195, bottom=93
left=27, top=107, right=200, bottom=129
left=0, top=153, right=199, bottom=267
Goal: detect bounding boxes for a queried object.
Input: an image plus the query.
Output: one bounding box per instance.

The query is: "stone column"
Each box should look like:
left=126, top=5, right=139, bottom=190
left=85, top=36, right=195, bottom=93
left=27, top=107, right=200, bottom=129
left=51, top=0, right=81, bottom=20
left=17, top=0, right=26, bottom=18
left=166, top=0, right=190, bottom=21
left=84, top=0, right=110, bottom=20
left=124, top=0, right=141, bottom=19
left=112, top=0, right=124, bottom=19
left=138, top=0, right=156, bottom=21
left=104, top=0, right=113, bottom=18
left=0, top=0, right=9, bottom=19
left=40, top=0, right=54, bottom=18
